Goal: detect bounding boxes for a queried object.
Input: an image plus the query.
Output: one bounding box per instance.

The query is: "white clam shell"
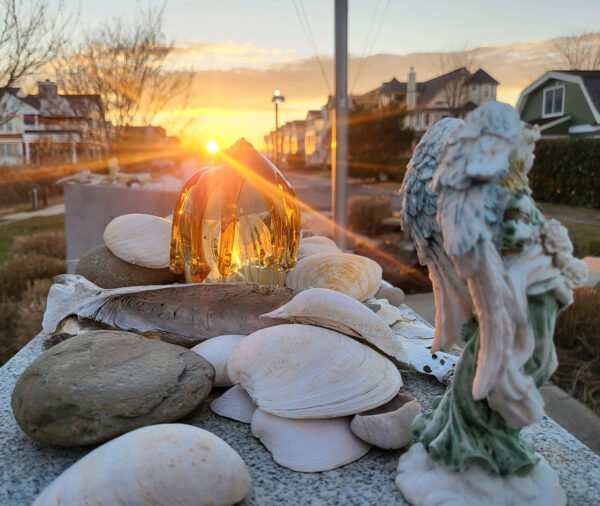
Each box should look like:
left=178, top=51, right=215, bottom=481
left=301, top=235, right=339, bottom=248
left=192, top=335, right=246, bottom=387
left=251, top=409, right=370, bottom=472
left=366, top=297, right=408, bottom=326
left=33, top=424, right=250, bottom=506
left=228, top=324, right=402, bottom=419
left=261, top=288, right=406, bottom=363
left=350, top=392, right=422, bottom=450
left=211, top=384, right=257, bottom=423
left=286, top=252, right=382, bottom=301
left=297, top=235, right=341, bottom=259
left=103, top=213, right=172, bottom=268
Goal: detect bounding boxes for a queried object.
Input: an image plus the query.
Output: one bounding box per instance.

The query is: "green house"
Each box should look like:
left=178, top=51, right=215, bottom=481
left=516, top=70, right=600, bottom=138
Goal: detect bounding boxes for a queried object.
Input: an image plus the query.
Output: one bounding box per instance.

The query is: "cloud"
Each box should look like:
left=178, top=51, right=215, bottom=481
left=169, top=41, right=297, bottom=70
left=163, top=34, right=600, bottom=147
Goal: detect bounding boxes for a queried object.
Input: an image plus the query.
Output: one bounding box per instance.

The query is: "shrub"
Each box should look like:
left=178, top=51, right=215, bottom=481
left=13, top=278, right=53, bottom=346
left=552, top=287, right=600, bottom=414
left=530, top=139, right=600, bottom=208
left=0, top=253, right=64, bottom=300
left=554, top=287, right=600, bottom=349
left=347, top=196, right=393, bottom=236
left=0, top=297, right=20, bottom=364
left=10, top=231, right=65, bottom=259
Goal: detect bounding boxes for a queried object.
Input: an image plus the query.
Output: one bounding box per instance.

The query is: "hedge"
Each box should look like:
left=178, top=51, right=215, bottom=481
left=529, top=138, right=600, bottom=208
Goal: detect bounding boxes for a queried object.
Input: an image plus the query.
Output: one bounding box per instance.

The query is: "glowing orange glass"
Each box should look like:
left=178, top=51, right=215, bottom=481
left=170, top=138, right=300, bottom=285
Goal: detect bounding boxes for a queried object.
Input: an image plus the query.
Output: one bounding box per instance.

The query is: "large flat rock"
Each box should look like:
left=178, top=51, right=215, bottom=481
left=1, top=333, right=600, bottom=505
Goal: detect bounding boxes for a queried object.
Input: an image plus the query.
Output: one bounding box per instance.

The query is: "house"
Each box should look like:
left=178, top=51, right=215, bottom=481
left=517, top=71, right=600, bottom=138
left=0, top=80, right=108, bottom=166
left=359, top=67, right=499, bottom=134
left=304, top=109, right=328, bottom=167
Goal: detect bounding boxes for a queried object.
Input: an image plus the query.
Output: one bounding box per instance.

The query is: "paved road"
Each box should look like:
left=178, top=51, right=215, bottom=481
left=287, top=172, right=403, bottom=211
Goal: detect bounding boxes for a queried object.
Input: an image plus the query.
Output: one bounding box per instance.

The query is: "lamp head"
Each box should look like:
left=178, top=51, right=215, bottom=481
left=272, top=89, right=285, bottom=104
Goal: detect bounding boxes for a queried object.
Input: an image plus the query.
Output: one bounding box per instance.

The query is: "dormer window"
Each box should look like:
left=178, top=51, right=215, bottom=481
left=542, top=84, right=565, bottom=118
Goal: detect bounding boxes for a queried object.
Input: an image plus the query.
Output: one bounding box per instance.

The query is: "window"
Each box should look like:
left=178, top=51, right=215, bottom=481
left=482, top=85, right=490, bottom=99
left=470, top=85, right=478, bottom=93
left=543, top=84, right=565, bottom=117
left=425, top=113, right=430, bottom=126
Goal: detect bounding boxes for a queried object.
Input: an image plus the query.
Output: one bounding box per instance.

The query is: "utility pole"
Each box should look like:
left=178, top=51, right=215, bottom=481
left=332, top=0, right=348, bottom=249
left=272, top=90, right=285, bottom=166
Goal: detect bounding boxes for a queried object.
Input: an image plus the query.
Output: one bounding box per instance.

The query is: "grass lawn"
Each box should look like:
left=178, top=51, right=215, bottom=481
left=0, top=215, right=65, bottom=264
left=560, top=220, right=600, bottom=258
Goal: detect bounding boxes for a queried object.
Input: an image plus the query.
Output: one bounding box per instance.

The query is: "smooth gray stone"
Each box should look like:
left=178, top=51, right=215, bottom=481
left=76, top=245, right=182, bottom=288
left=1, top=333, right=600, bottom=506
left=375, top=285, right=406, bottom=306
left=11, top=331, right=214, bottom=446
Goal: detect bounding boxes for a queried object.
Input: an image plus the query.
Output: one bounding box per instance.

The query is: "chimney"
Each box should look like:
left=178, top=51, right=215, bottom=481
left=407, top=67, right=417, bottom=111
left=38, top=80, right=57, bottom=99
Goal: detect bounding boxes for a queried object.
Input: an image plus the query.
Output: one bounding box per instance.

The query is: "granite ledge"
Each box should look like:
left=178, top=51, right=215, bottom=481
left=1, top=333, right=599, bottom=506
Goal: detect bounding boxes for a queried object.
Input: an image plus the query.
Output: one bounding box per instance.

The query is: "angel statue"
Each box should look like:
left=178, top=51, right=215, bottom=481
left=396, top=101, right=588, bottom=506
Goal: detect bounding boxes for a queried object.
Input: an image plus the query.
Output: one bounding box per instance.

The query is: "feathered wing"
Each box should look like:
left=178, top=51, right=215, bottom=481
left=433, top=102, right=527, bottom=403
left=400, top=118, right=472, bottom=351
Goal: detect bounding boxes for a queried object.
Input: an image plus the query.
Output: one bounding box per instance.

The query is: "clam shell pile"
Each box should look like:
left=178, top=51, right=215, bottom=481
left=55, top=223, right=453, bottom=478
left=200, top=282, right=427, bottom=473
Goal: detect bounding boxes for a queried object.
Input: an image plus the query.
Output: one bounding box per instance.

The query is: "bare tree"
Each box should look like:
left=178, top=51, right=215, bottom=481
left=433, top=49, right=478, bottom=117
left=56, top=4, right=193, bottom=139
left=552, top=32, right=600, bottom=70
left=0, top=0, right=73, bottom=124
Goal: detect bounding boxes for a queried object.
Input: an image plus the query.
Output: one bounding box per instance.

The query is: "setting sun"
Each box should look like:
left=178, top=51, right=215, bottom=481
left=206, top=140, right=219, bottom=153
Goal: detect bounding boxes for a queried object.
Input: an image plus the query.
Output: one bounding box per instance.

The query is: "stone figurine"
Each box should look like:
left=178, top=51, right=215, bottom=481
left=397, top=101, right=588, bottom=505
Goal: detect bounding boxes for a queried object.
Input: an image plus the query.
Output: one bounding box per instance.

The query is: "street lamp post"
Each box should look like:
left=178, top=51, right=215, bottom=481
left=271, top=89, right=285, bottom=167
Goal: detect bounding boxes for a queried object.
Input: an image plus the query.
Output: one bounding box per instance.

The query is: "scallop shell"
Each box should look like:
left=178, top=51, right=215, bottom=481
left=261, top=288, right=406, bottom=363
left=251, top=409, right=370, bottom=472
left=211, top=384, right=257, bottom=423
left=191, top=335, right=245, bottom=387
left=33, top=423, right=250, bottom=506
left=103, top=213, right=172, bottom=268
left=350, top=392, right=422, bottom=450
left=285, top=252, right=382, bottom=301
left=228, top=324, right=402, bottom=419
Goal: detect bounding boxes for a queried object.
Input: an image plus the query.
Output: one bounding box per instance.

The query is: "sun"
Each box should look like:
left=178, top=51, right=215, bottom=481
left=206, top=140, right=219, bottom=153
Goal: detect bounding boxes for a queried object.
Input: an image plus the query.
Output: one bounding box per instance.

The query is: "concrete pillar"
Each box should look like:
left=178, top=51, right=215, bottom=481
left=70, top=142, right=77, bottom=164
left=24, top=142, right=30, bottom=164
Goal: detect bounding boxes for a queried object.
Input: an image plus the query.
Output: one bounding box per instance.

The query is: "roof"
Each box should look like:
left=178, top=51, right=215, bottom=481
left=516, top=70, right=600, bottom=123
left=381, top=78, right=406, bottom=94
left=554, top=70, right=600, bottom=116
left=415, top=67, right=471, bottom=107
left=466, top=69, right=499, bottom=85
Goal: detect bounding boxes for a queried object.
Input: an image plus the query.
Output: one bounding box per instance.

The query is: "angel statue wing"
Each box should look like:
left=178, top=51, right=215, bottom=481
left=399, top=118, right=473, bottom=353
left=431, top=102, right=530, bottom=413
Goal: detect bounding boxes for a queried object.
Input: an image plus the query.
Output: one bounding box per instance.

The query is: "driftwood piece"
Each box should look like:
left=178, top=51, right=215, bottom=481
left=43, top=275, right=296, bottom=347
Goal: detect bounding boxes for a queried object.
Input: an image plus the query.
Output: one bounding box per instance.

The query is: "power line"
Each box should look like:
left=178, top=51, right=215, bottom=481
left=350, top=0, right=381, bottom=94
left=292, top=0, right=332, bottom=94
left=350, top=0, right=392, bottom=95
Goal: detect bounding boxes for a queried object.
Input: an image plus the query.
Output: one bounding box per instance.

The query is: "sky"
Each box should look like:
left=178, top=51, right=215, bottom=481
left=66, top=0, right=600, bottom=148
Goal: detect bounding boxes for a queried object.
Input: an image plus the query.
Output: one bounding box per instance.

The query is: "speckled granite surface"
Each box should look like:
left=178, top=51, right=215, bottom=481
left=1, top=333, right=600, bottom=505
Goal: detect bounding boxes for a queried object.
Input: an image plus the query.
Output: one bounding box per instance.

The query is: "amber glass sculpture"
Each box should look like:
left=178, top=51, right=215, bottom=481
left=170, top=138, right=300, bottom=285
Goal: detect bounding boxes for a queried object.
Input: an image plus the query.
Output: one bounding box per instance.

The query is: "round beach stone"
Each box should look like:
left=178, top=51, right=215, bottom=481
left=76, top=245, right=182, bottom=288
left=375, top=284, right=405, bottom=306
left=11, top=331, right=215, bottom=446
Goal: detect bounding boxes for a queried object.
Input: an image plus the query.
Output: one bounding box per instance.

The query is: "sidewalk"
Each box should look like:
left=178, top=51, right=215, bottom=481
left=404, top=291, right=600, bottom=455
left=0, top=203, right=65, bottom=225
